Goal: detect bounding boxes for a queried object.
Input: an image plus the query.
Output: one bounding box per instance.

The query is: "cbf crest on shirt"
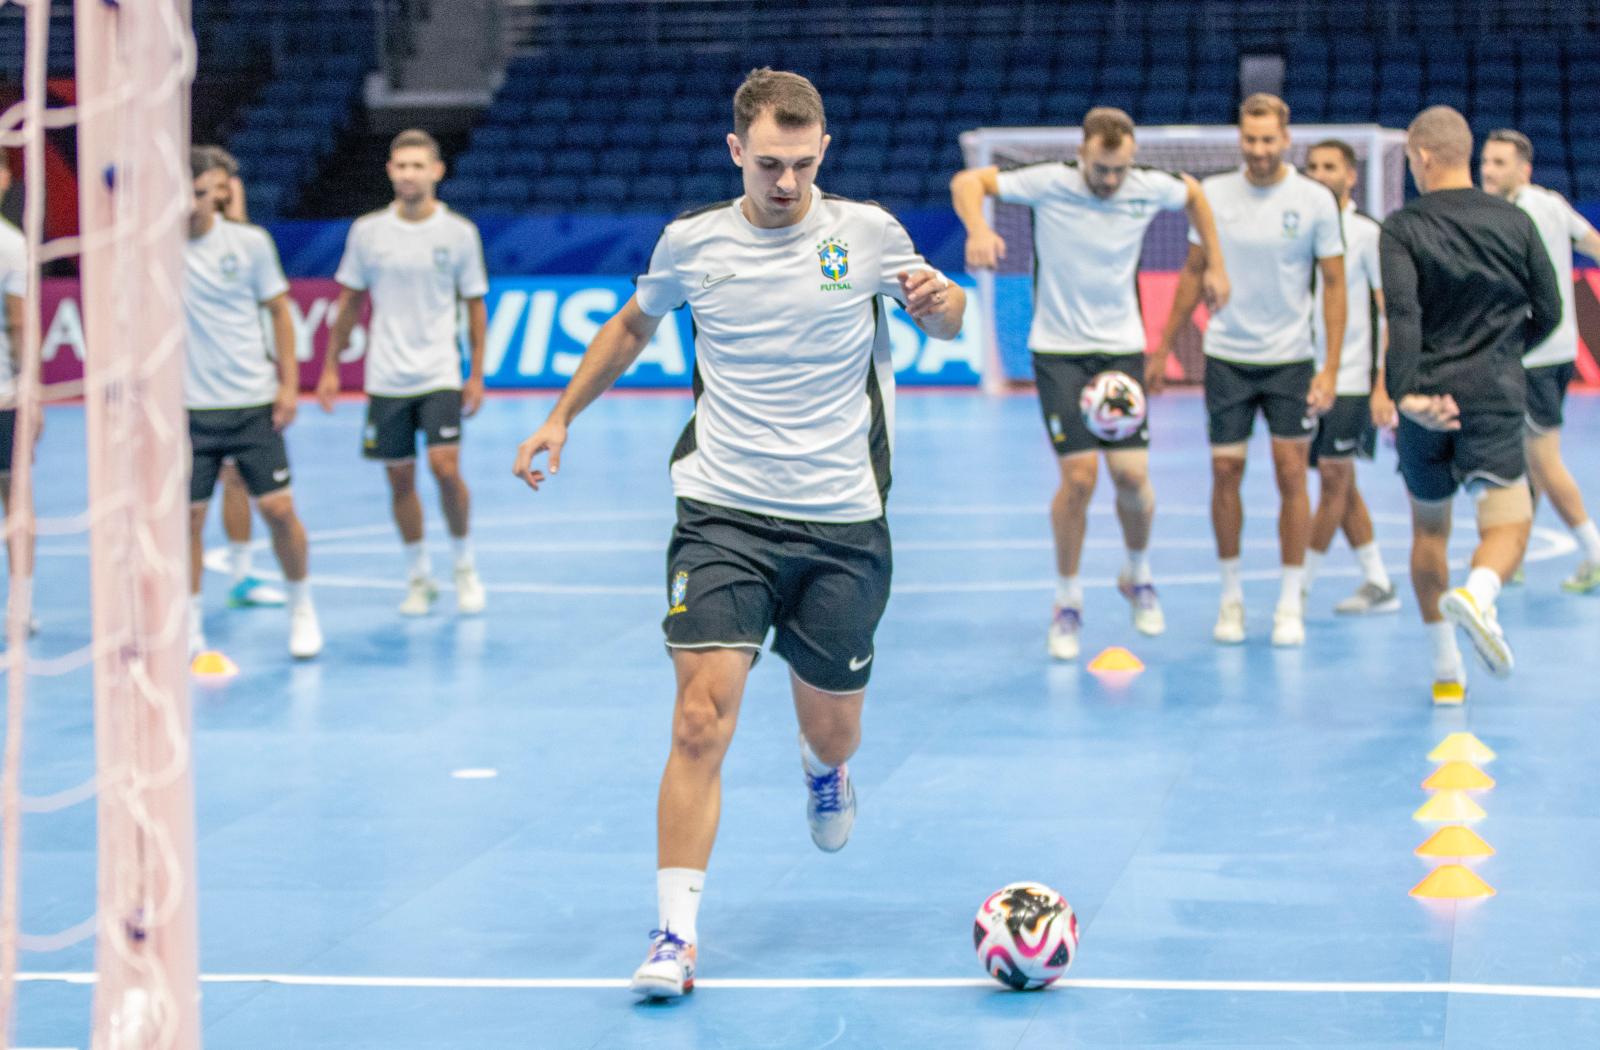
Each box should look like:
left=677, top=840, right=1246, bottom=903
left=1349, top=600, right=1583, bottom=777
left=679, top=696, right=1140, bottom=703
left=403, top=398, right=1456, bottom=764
left=634, top=185, right=945, bottom=524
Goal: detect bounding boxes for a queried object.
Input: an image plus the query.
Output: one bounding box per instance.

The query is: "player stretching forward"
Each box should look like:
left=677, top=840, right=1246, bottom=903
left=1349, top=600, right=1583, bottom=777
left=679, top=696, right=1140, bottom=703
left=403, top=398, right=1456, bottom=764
left=950, top=107, right=1230, bottom=659
left=1480, top=129, right=1600, bottom=593
left=1381, top=107, right=1560, bottom=703
left=1153, top=94, right=1346, bottom=647
left=320, top=130, right=489, bottom=616
left=1301, top=139, right=1399, bottom=614
left=512, top=69, right=963, bottom=999
left=184, top=149, right=321, bottom=659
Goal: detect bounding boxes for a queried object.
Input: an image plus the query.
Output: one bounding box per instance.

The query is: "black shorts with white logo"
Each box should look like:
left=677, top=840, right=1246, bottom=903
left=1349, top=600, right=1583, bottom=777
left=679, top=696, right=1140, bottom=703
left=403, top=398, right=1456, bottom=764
left=1204, top=357, right=1316, bottom=445
left=1310, top=394, right=1377, bottom=465
left=663, top=498, right=893, bottom=694
left=1524, top=362, right=1575, bottom=434
left=1032, top=350, right=1150, bottom=456
left=1397, top=412, right=1525, bottom=502
left=0, top=408, right=13, bottom=474
left=189, top=405, right=291, bottom=504
left=363, top=388, right=463, bottom=461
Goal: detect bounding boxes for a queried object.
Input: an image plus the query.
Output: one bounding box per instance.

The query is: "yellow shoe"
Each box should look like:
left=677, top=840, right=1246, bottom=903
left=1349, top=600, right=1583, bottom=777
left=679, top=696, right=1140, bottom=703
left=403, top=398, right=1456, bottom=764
left=1431, top=679, right=1466, bottom=706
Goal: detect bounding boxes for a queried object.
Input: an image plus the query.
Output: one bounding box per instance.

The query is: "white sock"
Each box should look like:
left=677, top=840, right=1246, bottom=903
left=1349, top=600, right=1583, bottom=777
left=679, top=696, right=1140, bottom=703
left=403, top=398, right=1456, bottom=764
left=1354, top=542, right=1391, bottom=588
left=1219, top=558, right=1243, bottom=602
left=656, top=867, right=705, bottom=945
left=1465, top=566, right=1502, bottom=610
left=1429, top=620, right=1463, bottom=679
left=287, top=579, right=312, bottom=610
left=1124, top=548, right=1152, bottom=585
left=404, top=541, right=431, bottom=582
left=1573, top=519, right=1600, bottom=564
left=1055, top=575, right=1082, bottom=608
left=800, top=734, right=836, bottom=777
left=189, top=594, right=204, bottom=641
left=451, top=535, right=475, bottom=571
left=229, top=542, right=252, bottom=584
left=1303, top=549, right=1325, bottom=594
left=1279, top=566, right=1306, bottom=613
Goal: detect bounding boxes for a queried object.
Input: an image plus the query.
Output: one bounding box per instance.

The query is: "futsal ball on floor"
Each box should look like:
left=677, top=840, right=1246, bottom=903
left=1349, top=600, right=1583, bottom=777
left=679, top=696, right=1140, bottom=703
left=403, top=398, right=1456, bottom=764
left=973, top=881, right=1079, bottom=990
left=1079, top=370, right=1147, bottom=442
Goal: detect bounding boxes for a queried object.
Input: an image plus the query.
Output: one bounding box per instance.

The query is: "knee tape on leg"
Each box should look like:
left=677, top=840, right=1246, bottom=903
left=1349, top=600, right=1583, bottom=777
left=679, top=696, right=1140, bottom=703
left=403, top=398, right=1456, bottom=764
left=1475, top=480, right=1533, bottom=528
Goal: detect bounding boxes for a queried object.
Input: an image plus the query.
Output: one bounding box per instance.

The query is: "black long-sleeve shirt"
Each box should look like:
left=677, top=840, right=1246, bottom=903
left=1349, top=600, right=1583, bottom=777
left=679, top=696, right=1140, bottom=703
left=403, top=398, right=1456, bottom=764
left=1380, top=187, right=1562, bottom=413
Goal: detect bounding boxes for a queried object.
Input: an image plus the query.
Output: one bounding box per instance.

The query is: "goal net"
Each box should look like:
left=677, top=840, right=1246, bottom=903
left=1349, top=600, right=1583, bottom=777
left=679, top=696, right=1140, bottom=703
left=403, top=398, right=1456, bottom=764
left=958, top=124, right=1409, bottom=392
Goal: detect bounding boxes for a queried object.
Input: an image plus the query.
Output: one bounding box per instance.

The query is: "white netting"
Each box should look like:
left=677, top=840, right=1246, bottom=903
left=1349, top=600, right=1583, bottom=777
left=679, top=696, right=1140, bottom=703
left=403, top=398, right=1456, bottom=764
left=0, top=1, right=199, bottom=1048
left=958, top=124, right=1409, bottom=391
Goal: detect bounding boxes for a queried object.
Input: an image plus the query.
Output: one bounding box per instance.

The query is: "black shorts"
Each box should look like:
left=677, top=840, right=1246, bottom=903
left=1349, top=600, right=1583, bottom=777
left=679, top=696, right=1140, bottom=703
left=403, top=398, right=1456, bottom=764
left=663, top=498, right=893, bottom=694
left=1310, top=394, right=1377, bottom=466
left=0, top=408, right=13, bottom=474
left=1524, top=362, right=1576, bottom=434
left=1397, top=412, right=1525, bottom=502
left=363, top=389, right=463, bottom=461
left=1032, top=350, right=1150, bottom=456
left=189, top=406, right=291, bottom=504
left=1204, top=357, right=1316, bottom=445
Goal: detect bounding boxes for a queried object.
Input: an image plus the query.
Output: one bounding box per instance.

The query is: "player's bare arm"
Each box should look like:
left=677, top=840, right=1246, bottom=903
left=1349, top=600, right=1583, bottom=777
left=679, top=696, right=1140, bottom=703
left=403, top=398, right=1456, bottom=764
left=4, top=292, right=34, bottom=442
left=513, top=295, right=663, bottom=490
left=462, top=296, right=488, bottom=417
left=1148, top=243, right=1207, bottom=393
left=950, top=166, right=1006, bottom=270
left=1182, top=174, right=1230, bottom=310
left=899, top=269, right=964, bottom=340
left=264, top=292, right=298, bottom=431
left=1309, top=254, right=1347, bottom=415
left=318, top=285, right=365, bottom=412
left=1369, top=288, right=1396, bottom=428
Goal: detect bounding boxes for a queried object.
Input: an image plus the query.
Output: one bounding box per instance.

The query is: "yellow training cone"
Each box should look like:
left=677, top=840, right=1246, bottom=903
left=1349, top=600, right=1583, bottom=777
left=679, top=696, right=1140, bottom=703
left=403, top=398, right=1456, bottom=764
left=1413, top=790, right=1486, bottom=822
left=1415, top=825, right=1496, bottom=858
left=1087, top=647, right=1144, bottom=674
left=190, top=650, right=239, bottom=678
left=1410, top=863, right=1495, bottom=899
left=1428, top=732, right=1496, bottom=764
left=1422, top=762, right=1496, bottom=792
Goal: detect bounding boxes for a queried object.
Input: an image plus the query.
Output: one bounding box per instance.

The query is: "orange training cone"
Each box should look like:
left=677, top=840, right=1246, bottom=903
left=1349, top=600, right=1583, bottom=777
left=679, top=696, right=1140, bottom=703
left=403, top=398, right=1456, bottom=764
left=1428, top=732, right=1496, bottom=764
left=1087, top=647, right=1144, bottom=674
left=1422, top=761, right=1496, bottom=792
left=1410, top=863, right=1495, bottom=899
left=1415, top=825, right=1495, bottom=858
left=190, top=650, right=239, bottom=678
left=1413, top=790, right=1486, bottom=822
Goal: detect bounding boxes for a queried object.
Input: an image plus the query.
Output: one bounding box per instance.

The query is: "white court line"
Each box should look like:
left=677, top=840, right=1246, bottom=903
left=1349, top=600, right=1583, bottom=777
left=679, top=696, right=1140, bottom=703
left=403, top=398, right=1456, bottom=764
left=14, top=972, right=1600, bottom=1000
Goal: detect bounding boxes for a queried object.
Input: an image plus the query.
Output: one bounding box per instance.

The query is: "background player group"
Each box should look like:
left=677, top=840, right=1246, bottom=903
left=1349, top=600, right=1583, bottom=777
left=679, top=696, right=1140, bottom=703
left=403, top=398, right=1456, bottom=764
left=495, top=69, right=1596, bottom=999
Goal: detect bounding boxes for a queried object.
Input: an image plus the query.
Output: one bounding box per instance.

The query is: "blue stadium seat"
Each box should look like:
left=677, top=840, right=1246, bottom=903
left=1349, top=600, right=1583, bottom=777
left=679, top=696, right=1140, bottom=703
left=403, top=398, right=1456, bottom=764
left=1006, top=66, right=1052, bottom=93
left=1042, top=92, right=1091, bottom=123
left=1186, top=95, right=1234, bottom=124
left=550, top=150, right=594, bottom=176
left=824, top=173, right=876, bottom=201
left=893, top=118, right=940, bottom=144
left=583, top=177, right=630, bottom=208
left=905, top=91, right=951, bottom=118
left=532, top=175, right=581, bottom=207
left=473, top=126, right=515, bottom=152
left=1538, top=169, right=1572, bottom=198
left=1139, top=91, right=1186, bottom=124
left=630, top=175, right=678, bottom=203
left=654, top=147, right=693, bottom=173
left=452, top=154, right=497, bottom=182
left=847, top=120, right=893, bottom=148
left=562, top=124, right=608, bottom=150
left=681, top=173, right=737, bottom=205
left=1099, top=64, right=1142, bottom=91
left=529, top=99, right=574, bottom=123
left=996, top=94, right=1044, bottom=123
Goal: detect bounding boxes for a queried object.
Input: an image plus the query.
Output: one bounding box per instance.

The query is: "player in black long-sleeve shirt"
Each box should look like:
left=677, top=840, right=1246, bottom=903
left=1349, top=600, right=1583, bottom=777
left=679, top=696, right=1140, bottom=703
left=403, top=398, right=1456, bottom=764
left=1379, top=106, right=1562, bottom=705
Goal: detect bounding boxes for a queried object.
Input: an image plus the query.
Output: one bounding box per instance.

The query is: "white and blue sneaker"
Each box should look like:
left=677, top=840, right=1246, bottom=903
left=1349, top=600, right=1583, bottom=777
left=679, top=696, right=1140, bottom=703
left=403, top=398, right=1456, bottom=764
left=803, top=751, right=856, bottom=853
left=1047, top=605, right=1082, bottom=660
left=1117, top=575, right=1166, bottom=636
left=630, top=928, right=696, bottom=999
left=227, top=575, right=286, bottom=608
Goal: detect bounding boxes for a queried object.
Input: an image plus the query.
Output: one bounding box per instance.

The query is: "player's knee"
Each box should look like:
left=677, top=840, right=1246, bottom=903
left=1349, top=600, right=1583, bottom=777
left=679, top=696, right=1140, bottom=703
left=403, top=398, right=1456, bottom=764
left=188, top=503, right=208, bottom=532
left=385, top=464, right=417, bottom=498
left=1113, top=474, right=1155, bottom=515
left=1058, top=456, right=1097, bottom=502
left=427, top=448, right=462, bottom=484
left=255, top=492, right=296, bottom=528
left=1211, top=455, right=1246, bottom=487
left=1318, top=460, right=1354, bottom=495
left=671, top=687, right=733, bottom=764
left=1475, top=481, right=1533, bottom=530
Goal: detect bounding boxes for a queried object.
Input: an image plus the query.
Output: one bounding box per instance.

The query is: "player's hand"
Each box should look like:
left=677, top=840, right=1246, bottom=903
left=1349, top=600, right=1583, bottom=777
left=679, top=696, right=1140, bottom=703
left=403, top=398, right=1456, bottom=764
left=1307, top=369, right=1337, bottom=417
left=315, top=370, right=340, bottom=413
left=462, top=375, right=485, bottom=418
left=1398, top=393, right=1461, bottom=432
left=964, top=229, right=1007, bottom=271
left=512, top=418, right=567, bottom=491
left=1144, top=348, right=1170, bottom=395
left=898, top=269, right=950, bottom=322
left=1369, top=388, right=1397, bottom=430
left=272, top=385, right=298, bottom=431
left=1202, top=266, right=1231, bottom=312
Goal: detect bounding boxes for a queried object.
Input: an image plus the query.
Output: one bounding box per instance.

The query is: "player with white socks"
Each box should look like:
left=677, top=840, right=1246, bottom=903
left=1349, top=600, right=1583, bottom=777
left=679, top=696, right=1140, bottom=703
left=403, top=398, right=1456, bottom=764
left=1158, top=94, right=1347, bottom=647
left=1302, top=139, right=1399, bottom=615
left=183, top=149, right=321, bottom=659
left=1480, top=129, right=1600, bottom=593
left=952, top=106, right=1230, bottom=659
left=513, top=70, right=964, bottom=999
left=320, top=129, right=489, bottom=617
left=0, top=165, right=36, bottom=634
left=1381, top=108, right=1561, bottom=703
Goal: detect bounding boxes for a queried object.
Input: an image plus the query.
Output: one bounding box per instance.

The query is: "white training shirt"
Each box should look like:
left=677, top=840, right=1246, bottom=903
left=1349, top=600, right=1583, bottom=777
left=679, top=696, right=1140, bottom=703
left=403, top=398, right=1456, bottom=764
left=1512, top=183, right=1597, bottom=368
left=0, top=219, right=24, bottom=407
left=334, top=202, right=489, bottom=397
left=996, top=162, right=1189, bottom=354
left=634, top=184, right=941, bottom=523
left=183, top=218, right=290, bottom=410
left=1313, top=201, right=1384, bottom=395
left=1191, top=165, right=1344, bottom=365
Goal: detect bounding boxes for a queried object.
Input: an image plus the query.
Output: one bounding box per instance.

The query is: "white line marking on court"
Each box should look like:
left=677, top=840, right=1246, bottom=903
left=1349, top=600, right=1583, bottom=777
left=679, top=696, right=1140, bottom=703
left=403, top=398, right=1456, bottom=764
left=450, top=768, right=498, bottom=780
left=15, top=972, right=1600, bottom=1000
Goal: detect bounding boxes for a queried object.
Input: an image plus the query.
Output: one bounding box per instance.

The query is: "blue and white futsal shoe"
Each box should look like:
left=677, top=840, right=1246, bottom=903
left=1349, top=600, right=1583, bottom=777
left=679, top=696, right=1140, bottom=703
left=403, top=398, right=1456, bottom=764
left=630, top=928, right=696, bottom=999
left=802, top=746, right=856, bottom=852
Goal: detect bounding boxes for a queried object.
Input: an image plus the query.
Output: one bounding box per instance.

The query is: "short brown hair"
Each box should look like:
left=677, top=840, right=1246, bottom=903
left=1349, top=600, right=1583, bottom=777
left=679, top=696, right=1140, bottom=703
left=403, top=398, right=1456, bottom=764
left=1309, top=138, right=1357, bottom=170
left=190, top=146, right=227, bottom=179
left=1082, top=107, right=1135, bottom=149
left=733, top=67, right=826, bottom=139
left=390, top=128, right=441, bottom=160
left=1407, top=106, right=1473, bottom=168
left=1239, top=93, right=1290, bottom=128
left=204, top=145, right=240, bottom=176
left=1486, top=128, right=1533, bottom=164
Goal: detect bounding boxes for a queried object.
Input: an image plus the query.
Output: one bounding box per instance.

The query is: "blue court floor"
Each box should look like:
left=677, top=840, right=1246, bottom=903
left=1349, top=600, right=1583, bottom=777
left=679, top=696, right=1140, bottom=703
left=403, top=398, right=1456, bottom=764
left=8, top=388, right=1600, bottom=1048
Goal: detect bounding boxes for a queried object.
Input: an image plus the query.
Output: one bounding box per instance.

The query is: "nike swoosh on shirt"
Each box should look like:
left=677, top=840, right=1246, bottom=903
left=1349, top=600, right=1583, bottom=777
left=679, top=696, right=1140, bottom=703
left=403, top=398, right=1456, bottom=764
left=702, top=273, right=736, bottom=289
left=848, top=654, right=873, bottom=671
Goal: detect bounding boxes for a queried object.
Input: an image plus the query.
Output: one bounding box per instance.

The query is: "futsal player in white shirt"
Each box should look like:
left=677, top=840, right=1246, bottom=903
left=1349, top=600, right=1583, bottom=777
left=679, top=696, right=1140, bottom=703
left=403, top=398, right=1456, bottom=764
left=1154, top=94, right=1347, bottom=648
left=319, top=129, right=490, bottom=617
left=0, top=163, right=34, bottom=630
left=512, top=69, right=964, bottom=1001
left=1480, top=128, right=1600, bottom=593
left=950, top=106, right=1230, bottom=660
left=184, top=149, right=321, bottom=659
